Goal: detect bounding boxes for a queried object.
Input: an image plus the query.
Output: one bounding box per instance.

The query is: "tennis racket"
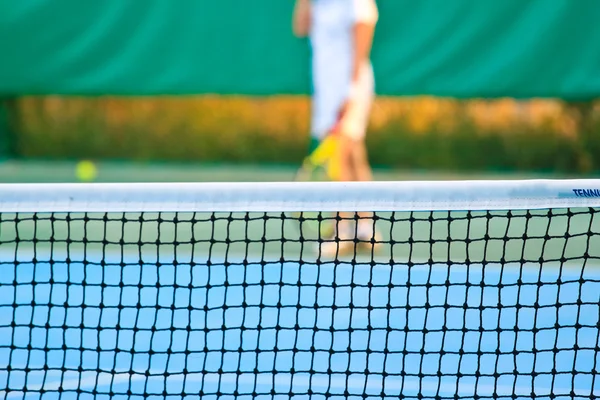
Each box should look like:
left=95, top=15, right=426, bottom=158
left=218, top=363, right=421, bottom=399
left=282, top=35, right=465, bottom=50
left=294, top=133, right=340, bottom=182
left=295, top=105, right=346, bottom=181
left=291, top=111, right=346, bottom=238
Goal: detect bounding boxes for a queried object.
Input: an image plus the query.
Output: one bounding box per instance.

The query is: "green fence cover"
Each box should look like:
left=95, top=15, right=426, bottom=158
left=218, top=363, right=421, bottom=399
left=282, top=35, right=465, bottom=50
left=1, top=0, right=599, bottom=98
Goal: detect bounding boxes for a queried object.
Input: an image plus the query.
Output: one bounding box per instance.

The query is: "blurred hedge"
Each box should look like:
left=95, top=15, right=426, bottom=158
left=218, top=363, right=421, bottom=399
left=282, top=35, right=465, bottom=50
left=7, top=96, right=600, bottom=172
left=0, top=99, right=15, bottom=157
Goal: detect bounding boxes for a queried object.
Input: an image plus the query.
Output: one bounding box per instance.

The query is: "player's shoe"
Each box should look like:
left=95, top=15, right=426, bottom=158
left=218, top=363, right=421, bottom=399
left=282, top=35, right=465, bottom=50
left=355, top=220, right=383, bottom=253
left=315, top=223, right=354, bottom=258
left=316, top=221, right=382, bottom=258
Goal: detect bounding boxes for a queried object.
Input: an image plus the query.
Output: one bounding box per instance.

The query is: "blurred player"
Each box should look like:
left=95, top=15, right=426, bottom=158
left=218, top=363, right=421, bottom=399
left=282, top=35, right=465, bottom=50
left=293, top=0, right=381, bottom=256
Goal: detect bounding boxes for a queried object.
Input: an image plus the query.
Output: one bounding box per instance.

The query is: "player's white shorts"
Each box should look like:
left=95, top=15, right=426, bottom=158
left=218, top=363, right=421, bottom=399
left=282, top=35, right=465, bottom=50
left=311, top=61, right=375, bottom=142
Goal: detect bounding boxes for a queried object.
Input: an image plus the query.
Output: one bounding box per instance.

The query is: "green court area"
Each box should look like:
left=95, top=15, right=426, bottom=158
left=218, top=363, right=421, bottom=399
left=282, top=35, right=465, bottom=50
left=0, top=160, right=585, bottom=184
left=3, top=209, right=598, bottom=268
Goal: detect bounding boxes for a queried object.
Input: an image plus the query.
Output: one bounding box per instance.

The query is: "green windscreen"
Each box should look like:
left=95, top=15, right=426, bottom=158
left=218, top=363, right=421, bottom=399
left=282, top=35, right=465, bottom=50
left=1, top=0, right=599, bottom=98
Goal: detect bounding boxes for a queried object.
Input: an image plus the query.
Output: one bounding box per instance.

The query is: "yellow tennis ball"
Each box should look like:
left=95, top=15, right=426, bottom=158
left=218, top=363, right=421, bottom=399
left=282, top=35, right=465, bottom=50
left=75, top=160, right=97, bottom=182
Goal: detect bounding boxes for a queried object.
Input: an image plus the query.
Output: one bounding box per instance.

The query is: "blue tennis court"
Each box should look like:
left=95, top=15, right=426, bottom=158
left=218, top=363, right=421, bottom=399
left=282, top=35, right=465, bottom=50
left=1, top=250, right=599, bottom=400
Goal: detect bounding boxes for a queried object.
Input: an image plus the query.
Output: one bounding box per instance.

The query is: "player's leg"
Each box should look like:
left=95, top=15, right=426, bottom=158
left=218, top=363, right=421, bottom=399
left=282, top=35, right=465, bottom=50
left=344, top=62, right=375, bottom=182
left=316, top=125, right=357, bottom=257
left=319, top=84, right=380, bottom=257
left=311, top=102, right=363, bottom=258
left=308, top=90, right=358, bottom=256
left=311, top=68, right=378, bottom=256
left=341, top=64, right=380, bottom=247
left=350, top=139, right=373, bottom=182
left=320, top=139, right=378, bottom=257
left=334, top=134, right=356, bottom=182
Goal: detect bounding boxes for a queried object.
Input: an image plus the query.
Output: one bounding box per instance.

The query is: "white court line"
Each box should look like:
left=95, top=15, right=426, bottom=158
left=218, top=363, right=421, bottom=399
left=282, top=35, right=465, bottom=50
left=2, top=370, right=597, bottom=398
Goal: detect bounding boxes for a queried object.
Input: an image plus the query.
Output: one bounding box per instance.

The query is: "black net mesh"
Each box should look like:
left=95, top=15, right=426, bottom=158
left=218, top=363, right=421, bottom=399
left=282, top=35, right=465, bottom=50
left=1, top=209, right=599, bottom=399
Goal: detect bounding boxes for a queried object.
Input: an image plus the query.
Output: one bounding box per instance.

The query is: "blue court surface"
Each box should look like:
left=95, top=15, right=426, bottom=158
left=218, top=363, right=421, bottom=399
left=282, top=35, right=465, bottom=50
left=1, top=252, right=599, bottom=400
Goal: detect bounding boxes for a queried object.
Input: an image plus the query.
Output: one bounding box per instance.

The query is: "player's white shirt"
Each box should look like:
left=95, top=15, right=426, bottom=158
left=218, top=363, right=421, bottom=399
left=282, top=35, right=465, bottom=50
left=310, top=0, right=379, bottom=139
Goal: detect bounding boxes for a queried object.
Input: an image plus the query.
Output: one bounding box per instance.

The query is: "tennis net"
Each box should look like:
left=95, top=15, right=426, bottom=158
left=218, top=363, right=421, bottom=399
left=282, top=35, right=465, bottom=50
left=1, top=180, right=599, bottom=400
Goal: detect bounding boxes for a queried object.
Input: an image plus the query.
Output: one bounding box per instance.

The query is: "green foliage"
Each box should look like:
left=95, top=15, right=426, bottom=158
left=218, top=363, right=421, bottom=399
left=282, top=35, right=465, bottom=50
left=367, top=129, right=587, bottom=173
left=0, top=98, right=15, bottom=157
left=8, top=96, right=600, bottom=174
